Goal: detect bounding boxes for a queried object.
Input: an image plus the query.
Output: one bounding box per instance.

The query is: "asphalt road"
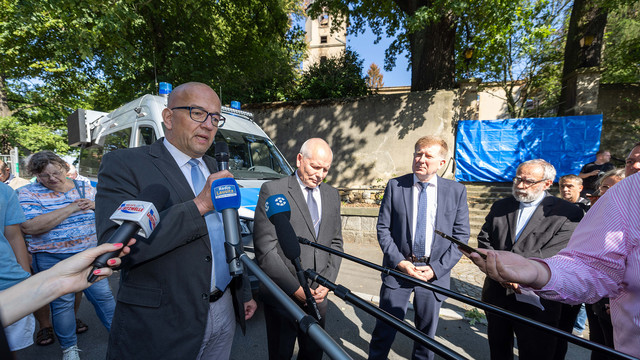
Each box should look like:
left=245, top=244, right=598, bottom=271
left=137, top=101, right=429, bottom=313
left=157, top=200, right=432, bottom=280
left=16, top=242, right=591, bottom=359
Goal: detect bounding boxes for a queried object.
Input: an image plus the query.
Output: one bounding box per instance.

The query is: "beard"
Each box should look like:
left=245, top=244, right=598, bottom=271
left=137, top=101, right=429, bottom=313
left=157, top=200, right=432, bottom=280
left=512, top=185, right=544, bottom=203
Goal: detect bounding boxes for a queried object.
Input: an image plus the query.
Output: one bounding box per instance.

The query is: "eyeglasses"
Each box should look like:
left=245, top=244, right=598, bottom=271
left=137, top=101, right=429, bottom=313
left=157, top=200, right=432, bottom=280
left=37, top=170, right=64, bottom=180
left=171, top=106, right=226, bottom=128
left=513, top=176, right=546, bottom=187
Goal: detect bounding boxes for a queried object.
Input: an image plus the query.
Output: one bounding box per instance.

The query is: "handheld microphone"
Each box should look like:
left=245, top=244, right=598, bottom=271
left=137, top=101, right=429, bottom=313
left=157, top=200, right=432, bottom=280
left=265, top=194, right=321, bottom=321
left=211, top=177, right=243, bottom=276
left=88, top=184, right=169, bottom=282
left=215, top=142, right=230, bottom=171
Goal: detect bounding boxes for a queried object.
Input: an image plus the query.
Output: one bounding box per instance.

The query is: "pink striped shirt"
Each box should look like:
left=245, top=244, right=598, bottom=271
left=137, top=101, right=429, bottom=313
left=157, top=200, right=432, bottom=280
left=534, top=172, right=640, bottom=357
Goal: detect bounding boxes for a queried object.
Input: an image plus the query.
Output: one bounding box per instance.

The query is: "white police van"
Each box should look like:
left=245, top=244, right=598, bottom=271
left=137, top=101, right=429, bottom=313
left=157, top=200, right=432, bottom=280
left=67, top=83, right=293, bottom=268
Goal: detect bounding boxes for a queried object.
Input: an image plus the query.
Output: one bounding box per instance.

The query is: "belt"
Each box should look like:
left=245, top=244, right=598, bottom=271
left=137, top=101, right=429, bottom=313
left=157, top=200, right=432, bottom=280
left=407, top=254, right=430, bottom=265
left=209, top=288, right=226, bottom=303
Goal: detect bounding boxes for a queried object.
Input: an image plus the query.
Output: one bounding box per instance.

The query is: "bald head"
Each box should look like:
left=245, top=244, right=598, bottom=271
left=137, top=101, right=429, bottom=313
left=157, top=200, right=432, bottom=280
left=162, top=82, right=221, bottom=158
left=296, top=138, right=333, bottom=188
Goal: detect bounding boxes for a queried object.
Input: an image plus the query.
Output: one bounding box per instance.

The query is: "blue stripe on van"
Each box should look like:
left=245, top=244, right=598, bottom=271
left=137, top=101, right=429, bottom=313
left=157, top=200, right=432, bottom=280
left=239, top=188, right=259, bottom=211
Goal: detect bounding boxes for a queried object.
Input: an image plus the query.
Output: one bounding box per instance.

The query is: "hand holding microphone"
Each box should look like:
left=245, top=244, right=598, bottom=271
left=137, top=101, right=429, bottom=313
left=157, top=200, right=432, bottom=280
left=210, top=177, right=244, bottom=276
left=265, top=194, right=322, bottom=321
left=87, top=184, right=169, bottom=282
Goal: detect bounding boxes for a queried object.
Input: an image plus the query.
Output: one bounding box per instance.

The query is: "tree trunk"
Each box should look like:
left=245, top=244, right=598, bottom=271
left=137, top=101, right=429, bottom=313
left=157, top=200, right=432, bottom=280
left=557, top=0, right=607, bottom=115
left=0, top=75, right=11, bottom=117
left=395, top=0, right=457, bottom=91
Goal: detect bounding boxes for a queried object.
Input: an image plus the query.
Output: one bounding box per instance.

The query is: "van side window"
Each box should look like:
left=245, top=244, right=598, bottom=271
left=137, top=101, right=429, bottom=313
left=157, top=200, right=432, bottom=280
left=137, top=126, right=156, bottom=146
left=77, top=128, right=131, bottom=178
left=104, top=128, right=132, bottom=153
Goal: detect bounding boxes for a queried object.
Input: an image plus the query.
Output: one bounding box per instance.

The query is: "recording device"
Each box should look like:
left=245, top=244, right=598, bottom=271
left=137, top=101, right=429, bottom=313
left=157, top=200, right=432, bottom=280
left=265, top=194, right=322, bottom=321
left=211, top=177, right=244, bottom=276
left=434, top=230, right=487, bottom=260
left=88, top=184, right=170, bottom=282
left=215, top=142, right=230, bottom=171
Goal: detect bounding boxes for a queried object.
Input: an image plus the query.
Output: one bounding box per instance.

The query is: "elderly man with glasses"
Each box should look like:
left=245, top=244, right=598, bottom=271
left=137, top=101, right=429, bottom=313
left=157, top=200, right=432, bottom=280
left=95, top=82, right=256, bottom=360
left=477, top=159, right=584, bottom=360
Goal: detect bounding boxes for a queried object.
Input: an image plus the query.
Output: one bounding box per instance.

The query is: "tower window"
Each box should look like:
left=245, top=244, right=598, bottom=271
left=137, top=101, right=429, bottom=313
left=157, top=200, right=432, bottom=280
left=320, top=36, right=328, bottom=44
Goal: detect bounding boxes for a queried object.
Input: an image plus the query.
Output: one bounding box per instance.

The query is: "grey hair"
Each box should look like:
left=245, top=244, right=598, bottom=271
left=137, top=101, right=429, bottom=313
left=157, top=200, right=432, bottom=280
left=598, top=168, right=626, bottom=187
left=517, top=159, right=556, bottom=181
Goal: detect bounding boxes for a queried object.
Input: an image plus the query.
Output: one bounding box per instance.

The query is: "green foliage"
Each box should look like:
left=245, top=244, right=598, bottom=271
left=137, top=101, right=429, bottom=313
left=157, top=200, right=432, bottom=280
left=601, top=2, right=640, bottom=83
left=295, top=48, right=369, bottom=100
left=0, top=0, right=306, bottom=155
left=464, top=308, right=486, bottom=326
left=0, top=116, right=70, bottom=154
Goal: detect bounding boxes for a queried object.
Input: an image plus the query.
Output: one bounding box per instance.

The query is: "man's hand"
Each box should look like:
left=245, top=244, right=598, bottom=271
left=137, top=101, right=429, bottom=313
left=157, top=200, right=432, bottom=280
left=415, top=265, right=435, bottom=281
left=193, top=170, right=233, bottom=215
left=463, top=249, right=552, bottom=289
left=312, top=285, right=329, bottom=303
left=397, top=260, right=432, bottom=282
left=244, top=299, right=257, bottom=320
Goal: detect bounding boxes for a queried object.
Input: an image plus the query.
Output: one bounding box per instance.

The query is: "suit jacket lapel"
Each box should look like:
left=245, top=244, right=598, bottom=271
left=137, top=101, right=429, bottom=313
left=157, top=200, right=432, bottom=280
left=506, top=200, right=518, bottom=248
left=402, top=175, right=414, bottom=242
left=148, top=140, right=194, bottom=203
left=288, top=175, right=316, bottom=240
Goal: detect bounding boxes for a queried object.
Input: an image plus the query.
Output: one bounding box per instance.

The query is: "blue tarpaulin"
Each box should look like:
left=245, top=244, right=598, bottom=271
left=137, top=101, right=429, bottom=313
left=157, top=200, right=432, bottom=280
left=455, top=115, right=604, bottom=182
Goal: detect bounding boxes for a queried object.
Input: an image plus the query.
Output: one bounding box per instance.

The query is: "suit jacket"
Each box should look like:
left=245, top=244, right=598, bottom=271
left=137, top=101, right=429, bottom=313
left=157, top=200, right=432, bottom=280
left=477, top=194, right=584, bottom=301
left=95, top=139, right=251, bottom=360
left=377, top=174, right=470, bottom=300
left=253, top=175, right=343, bottom=305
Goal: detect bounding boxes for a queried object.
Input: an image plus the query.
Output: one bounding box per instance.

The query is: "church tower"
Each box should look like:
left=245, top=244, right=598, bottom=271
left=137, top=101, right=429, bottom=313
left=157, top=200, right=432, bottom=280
left=302, top=1, right=347, bottom=71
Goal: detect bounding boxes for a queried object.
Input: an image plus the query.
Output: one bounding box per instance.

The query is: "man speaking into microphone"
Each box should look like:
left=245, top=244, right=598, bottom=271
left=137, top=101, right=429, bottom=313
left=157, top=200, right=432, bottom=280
left=95, top=82, right=256, bottom=360
left=254, top=138, right=343, bottom=360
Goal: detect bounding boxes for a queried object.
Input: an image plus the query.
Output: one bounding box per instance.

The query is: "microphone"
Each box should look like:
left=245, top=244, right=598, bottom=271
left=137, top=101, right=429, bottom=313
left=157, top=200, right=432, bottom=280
left=88, top=184, right=170, bottom=282
left=210, top=177, right=243, bottom=276
left=265, top=194, right=321, bottom=321
left=215, top=142, right=230, bottom=171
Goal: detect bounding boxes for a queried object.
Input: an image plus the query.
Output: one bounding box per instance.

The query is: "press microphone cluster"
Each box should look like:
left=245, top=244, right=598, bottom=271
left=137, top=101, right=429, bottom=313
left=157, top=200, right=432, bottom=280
left=265, top=194, right=322, bottom=321
left=88, top=184, right=170, bottom=282
left=210, top=177, right=244, bottom=276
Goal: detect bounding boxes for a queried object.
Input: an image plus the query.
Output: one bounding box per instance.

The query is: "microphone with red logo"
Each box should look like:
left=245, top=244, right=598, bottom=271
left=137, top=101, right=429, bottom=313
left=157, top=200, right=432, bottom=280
left=87, top=184, right=169, bottom=282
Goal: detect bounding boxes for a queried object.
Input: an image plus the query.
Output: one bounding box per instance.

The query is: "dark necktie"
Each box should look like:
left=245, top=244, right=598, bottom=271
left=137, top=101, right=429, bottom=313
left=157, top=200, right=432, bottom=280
left=188, top=159, right=231, bottom=291
left=306, top=187, right=320, bottom=236
left=414, top=182, right=428, bottom=258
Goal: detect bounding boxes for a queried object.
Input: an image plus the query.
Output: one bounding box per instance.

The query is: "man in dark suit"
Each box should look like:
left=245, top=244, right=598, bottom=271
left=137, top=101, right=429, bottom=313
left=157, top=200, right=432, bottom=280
left=478, top=159, right=583, bottom=360
left=368, top=135, right=470, bottom=360
left=253, top=138, right=343, bottom=360
left=95, top=82, right=256, bottom=360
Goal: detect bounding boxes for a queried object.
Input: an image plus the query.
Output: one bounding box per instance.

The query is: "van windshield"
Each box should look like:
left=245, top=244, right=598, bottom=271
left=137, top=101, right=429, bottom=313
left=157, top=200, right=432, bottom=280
left=210, top=129, right=293, bottom=180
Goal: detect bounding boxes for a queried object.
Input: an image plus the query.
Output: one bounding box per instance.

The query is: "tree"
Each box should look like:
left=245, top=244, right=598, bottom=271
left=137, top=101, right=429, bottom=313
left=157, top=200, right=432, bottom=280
left=463, top=0, right=572, bottom=118
left=295, top=48, right=369, bottom=99
left=0, top=0, right=306, bottom=154
left=600, top=1, right=640, bottom=83
left=308, top=0, right=458, bottom=91
left=366, top=63, right=385, bottom=90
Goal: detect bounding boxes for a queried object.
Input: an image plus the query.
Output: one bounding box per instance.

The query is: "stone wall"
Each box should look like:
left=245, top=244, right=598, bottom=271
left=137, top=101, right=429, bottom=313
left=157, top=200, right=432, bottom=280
left=244, top=80, right=639, bottom=188
left=244, top=90, right=460, bottom=188
left=598, top=83, right=640, bottom=160
left=340, top=208, right=378, bottom=245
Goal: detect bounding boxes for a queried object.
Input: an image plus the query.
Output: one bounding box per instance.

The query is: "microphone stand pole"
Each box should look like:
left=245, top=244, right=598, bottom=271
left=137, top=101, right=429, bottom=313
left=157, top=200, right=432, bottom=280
left=237, top=252, right=351, bottom=360
left=299, top=239, right=635, bottom=360
left=292, top=257, right=322, bottom=321
left=305, top=269, right=464, bottom=360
